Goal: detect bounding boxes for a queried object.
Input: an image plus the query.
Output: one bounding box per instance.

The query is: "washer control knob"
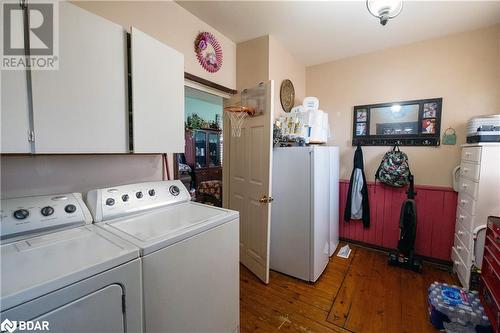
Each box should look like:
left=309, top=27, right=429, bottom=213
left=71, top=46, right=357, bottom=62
left=169, top=185, right=180, bottom=196
left=13, top=209, right=29, bottom=220
left=148, top=189, right=156, bottom=197
left=64, top=204, right=77, bottom=214
left=136, top=191, right=143, bottom=199
left=106, top=198, right=115, bottom=206
left=41, top=206, right=54, bottom=217
left=121, top=194, right=129, bottom=202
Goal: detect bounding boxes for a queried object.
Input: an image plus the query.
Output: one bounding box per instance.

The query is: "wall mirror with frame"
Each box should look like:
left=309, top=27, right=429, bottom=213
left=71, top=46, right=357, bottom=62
left=352, top=98, right=442, bottom=146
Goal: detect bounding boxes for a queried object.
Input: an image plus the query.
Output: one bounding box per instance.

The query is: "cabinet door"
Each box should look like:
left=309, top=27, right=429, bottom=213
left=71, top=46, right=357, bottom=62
left=131, top=27, right=184, bottom=153
left=31, top=2, right=128, bottom=153
left=194, top=130, right=207, bottom=168
left=1, top=70, right=31, bottom=153
left=184, top=130, right=195, bottom=166
left=0, top=9, right=31, bottom=153
left=208, top=132, right=220, bottom=167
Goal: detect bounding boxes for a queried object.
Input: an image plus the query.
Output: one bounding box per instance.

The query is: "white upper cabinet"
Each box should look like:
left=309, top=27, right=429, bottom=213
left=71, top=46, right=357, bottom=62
left=31, top=2, right=128, bottom=153
left=130, top=27, right=184, bottom=153
left=1, top=70, right=32, bottom=153
left=2, top=4, right=185, bottom=154
left=1, top=9, right=31, bottom=154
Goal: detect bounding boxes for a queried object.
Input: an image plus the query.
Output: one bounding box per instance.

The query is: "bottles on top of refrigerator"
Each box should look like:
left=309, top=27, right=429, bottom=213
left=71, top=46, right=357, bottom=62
left=275, top=97, right=330, bottom=144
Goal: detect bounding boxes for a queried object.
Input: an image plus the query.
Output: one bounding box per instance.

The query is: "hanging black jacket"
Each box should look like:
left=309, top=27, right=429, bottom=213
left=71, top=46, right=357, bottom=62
left=344, top=146, right=370, bottom=228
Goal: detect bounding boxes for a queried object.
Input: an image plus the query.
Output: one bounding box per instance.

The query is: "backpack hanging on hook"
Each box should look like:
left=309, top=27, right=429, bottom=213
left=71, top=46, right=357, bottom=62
left=375, top=145, right=411, bottom=187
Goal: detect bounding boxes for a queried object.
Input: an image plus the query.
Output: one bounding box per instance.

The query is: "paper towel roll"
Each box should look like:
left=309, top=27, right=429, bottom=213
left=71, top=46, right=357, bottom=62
left=309, top=110, right=327, bottom=143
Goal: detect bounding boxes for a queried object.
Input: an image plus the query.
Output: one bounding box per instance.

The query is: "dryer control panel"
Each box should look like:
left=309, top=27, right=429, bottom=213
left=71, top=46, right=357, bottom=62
left=86, top=180, right=190, bottom=222
left=0, top=193, right=92, bottom=241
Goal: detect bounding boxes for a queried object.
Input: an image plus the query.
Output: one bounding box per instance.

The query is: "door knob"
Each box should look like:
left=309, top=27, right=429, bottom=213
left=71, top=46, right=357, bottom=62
left=259, top=196, right=274, bottom=204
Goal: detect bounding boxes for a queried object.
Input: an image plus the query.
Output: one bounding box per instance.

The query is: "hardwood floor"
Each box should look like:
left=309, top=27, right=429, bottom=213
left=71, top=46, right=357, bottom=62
left=240, top=243, right=458, bottom=333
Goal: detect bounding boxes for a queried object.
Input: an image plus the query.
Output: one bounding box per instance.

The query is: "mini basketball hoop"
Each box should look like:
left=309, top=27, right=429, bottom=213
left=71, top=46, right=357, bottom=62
left=224, top=106, right=255, bottom=137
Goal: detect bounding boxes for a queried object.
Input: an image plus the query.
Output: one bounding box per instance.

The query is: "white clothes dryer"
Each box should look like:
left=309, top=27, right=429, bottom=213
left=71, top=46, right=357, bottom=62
left=0, top=193, right=143, bottom=333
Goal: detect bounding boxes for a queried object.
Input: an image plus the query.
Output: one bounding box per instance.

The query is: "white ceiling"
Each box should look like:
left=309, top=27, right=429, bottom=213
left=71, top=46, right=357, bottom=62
left=178, top=1, right=500, bottom=66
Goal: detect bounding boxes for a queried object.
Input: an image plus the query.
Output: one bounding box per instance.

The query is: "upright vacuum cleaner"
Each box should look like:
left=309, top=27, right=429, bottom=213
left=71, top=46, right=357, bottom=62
left=388, top=174, right=423, bottom=272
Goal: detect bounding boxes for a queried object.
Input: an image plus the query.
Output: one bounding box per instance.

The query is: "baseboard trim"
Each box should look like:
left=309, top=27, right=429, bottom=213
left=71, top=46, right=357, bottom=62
left=339, top=237, right=453, bottom=270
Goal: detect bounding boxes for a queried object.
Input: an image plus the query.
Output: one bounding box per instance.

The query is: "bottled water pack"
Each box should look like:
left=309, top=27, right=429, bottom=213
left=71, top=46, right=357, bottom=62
left=428, top=282, right=491, bottom=332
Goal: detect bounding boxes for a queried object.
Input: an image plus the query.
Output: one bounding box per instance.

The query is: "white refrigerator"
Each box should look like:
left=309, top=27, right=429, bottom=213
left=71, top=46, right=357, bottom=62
left=270, top=146, right=339, bottom=282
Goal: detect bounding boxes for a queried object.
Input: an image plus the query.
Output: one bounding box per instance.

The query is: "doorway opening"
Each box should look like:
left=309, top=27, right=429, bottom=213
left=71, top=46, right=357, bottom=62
left=175, top=81, right=275, bottom=285
left=175, top=86, right=224, bottom=207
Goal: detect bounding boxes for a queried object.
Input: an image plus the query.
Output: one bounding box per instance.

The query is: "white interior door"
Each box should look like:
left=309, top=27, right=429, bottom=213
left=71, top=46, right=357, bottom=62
left=228, top=81, right=274, bottom=284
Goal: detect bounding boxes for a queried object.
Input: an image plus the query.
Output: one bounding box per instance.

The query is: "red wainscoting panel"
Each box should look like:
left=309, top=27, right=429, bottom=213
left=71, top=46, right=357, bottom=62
left=339, top=180, right=458, bottom=261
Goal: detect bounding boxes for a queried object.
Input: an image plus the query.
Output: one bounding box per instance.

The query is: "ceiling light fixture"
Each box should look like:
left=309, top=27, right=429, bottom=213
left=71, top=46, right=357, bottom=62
left=367, top=0, right=403, bottom=26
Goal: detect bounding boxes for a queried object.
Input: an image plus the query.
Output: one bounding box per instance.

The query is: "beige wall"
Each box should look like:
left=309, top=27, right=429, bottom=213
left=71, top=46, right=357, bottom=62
left=269, top=36, right=306, bottom=118
left=236, top=35, right=306, bottom=118
left=306, top=25, right=500, bottom=187
left=75, top=1, right=236, bottom=89
left=1, top=155, right=163, bottom=198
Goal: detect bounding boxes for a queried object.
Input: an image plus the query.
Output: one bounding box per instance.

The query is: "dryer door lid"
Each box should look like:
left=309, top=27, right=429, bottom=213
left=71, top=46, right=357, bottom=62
left=1, top=225, right=139, bottom=310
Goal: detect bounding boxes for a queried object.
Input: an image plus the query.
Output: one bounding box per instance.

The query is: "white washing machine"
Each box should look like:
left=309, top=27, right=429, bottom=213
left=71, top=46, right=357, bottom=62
left=86, top=180, right=240, bottom=333
left=0, top=193, right=143, bottom=333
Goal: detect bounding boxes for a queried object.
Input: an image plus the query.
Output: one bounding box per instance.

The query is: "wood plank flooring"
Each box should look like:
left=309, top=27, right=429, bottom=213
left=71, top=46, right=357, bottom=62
left=240, top=243, right=458, bottom=333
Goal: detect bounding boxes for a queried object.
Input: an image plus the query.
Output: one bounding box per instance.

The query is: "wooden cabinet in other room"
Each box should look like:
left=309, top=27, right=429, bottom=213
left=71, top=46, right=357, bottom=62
left=185, top=129, right=222, bottom=184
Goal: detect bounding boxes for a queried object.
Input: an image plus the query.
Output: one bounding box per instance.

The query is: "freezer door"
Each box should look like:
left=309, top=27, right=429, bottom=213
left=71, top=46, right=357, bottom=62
left=329, top=147, right=340, bottom=256
left=311, top=147, right=331, bottom=281
left=270, top=148, right=312, bottom=281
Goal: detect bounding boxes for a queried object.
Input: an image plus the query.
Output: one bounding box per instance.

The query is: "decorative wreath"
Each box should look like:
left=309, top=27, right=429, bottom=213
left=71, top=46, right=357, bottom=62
left=194, top=32, right=223, bottom=73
